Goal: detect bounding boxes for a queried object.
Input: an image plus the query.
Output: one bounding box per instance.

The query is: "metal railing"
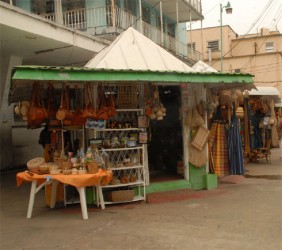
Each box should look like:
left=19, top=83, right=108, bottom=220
left=185, top=0, right=202, bottom=13
left=41, top=6, right=202, bottom=62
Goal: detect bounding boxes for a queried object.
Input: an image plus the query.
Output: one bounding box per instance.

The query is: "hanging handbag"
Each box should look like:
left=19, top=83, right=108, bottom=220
left=82, top=83, right=97, bottom=119
left=46, top=83, right=61, bottom=127
left=56, top=84, right=73, bottom=123
left=96, top=86, right=109, bottom=120
left=72, top=85, right=86, bottom=126
left=27, top=82, right=47, bottom=128
left=106, top=86, right=117, bottom=118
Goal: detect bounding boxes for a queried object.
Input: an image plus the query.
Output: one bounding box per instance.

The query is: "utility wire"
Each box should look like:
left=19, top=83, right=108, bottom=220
left=245, top=0, right=275, bottom=34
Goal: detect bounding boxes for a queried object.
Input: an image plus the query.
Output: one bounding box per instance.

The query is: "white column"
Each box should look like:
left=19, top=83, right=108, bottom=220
left=0, top=55, right=22, bottom=171
left=111, top=0, right=116, bottom=27
left=55, top=0, right=63, bottom=25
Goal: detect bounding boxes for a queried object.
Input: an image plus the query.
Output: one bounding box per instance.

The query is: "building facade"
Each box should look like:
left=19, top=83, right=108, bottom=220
left=189, top=26, right=282, bottom=97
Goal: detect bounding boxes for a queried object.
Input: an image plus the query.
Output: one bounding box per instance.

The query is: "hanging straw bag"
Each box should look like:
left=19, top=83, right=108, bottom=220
left=82, top=83, right=97, bottom=119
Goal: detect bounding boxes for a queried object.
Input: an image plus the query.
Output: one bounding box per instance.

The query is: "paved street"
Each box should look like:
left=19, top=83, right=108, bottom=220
left=1, top=149, right=281, bottom=250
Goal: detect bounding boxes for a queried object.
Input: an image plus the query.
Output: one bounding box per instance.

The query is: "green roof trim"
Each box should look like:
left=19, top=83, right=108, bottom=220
left=11, top=66, right=254, bottom=84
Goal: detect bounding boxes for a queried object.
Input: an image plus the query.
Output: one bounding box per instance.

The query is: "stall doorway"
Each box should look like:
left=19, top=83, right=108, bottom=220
left=148, top=86, right=183, bottom=182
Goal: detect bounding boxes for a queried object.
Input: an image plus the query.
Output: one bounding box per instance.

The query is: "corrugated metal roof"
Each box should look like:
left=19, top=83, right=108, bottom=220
left=192, top=60, right=217, bottom=72
left=9, top=66, right=255, bottom=104
left=85, top=27, right=195, bottom=73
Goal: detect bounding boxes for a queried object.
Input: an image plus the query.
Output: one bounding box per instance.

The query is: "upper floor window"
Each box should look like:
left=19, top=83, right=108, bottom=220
left=167, top=23, right=175, bottom=37
left=188, top=42, right=195, bottom=51
left=265, top=42, right=274, bottom=52
left=208, top=40, right=219, bottom=51
left=142, top=6, right=150, bottom=23
left=124, top=0, right=135, bottom=15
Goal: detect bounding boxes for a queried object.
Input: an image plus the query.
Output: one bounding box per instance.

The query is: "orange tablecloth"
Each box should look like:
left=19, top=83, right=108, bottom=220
left=17, top=169, right=112, bottom=188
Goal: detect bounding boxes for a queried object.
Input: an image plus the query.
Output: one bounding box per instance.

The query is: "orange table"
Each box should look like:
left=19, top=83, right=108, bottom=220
left=17, top=170, right=112, bottom=220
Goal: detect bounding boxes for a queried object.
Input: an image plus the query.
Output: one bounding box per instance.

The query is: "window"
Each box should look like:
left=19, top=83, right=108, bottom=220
left=142, top=6, right=150, bottom=23
left=167, top=23, right=175, bottom=37
left=188, top=43, right=195, bottom=51
left=124, top=0, right=134, bottom=14
left=234, top=69, right=241, bottom=73
left=188, top=42, right=195, bottom=54
left=265, top=42, right=274, bottom=52
left=207, top=40, right=219, bottom=51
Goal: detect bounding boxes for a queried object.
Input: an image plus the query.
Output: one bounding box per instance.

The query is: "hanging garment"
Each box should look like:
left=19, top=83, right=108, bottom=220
left=228, top=104, right=245, bottom=175
left=208, top=121, right=229, bottom=177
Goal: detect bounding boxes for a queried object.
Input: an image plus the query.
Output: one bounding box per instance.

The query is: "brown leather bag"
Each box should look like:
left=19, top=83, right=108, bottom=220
left=27, top=82, right=47, bottom=128
left=82, top=83, right=97, bottom=119
left=56, top=84, right=73, bottom=123
left=106, top=87, right=117, bottom=118
left=72, top=85, right=86, bottom=126
left=96, top=86, right=109, bottom=120
left=46, top=83, right=61, bottom=127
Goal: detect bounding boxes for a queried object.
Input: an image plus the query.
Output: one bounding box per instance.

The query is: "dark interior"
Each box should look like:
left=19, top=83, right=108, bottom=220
left=148, top=86, right=183, bottom=182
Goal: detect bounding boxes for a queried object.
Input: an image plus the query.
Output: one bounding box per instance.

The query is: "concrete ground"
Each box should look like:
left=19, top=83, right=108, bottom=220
left=1, top=149, right=281, bottom=250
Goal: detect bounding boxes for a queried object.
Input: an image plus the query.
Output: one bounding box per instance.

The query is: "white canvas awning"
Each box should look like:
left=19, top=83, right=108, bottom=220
left=85, top=27, right=195, bottom=73
left=249, top=87, right=281, bottom=102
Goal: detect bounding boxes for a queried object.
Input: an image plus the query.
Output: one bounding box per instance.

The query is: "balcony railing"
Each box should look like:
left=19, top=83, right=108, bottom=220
left=41, top=6, right=202, bottom=63
left=185, top=0, right=202, bottom=13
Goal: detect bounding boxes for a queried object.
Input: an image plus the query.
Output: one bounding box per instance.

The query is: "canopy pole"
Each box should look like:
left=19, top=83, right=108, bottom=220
left=189, top=11, right=194, bottom=58
left=139, top=0, right=143, bottom=33
left=160, top=1, right=164, bottom=46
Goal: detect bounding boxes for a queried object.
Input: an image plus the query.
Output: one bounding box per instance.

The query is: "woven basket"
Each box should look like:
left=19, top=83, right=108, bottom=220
left=87, top=161, right=99, bottom=174
left=109, top=190, right=135, bottom=202
left=53, top=157, right=68, bottom=169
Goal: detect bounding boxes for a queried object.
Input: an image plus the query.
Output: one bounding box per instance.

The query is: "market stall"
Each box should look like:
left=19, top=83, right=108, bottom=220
left=8, top=28, right=255, bottom=217
left=246, top=87, right=281, bottom=163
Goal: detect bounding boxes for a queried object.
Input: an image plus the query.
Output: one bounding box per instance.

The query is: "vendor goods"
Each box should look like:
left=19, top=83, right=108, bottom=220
left=235, top=107, right=244, bottom=119
left=219, top=90, right=230, bottom=106
left=82, top=83, right=97, bottom=119
left=117, top=84, right=138, bottom=108
left=109, top=190, right=134, bottom=202
left=72, top=85, right=86, bottom=126
left=56, top=85, right=73, bottom=124
left=96, top=87, right=109, bottom=120
left=190, top=108, right=204, bottom=127
left=27, top=157, right=45, bottom=171
left=235, top=89, right=243, bottom=104
left=27, top=82, right=47, bottom=128
left=50, top=169, right=62, bottom=175
left=191, top=126, right=210, bottom=151
left=87, top=161, right=99, bottom=174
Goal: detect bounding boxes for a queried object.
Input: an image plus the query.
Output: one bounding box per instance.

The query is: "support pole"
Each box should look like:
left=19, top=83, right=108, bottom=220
left=160, top=1, right=164, bottom=46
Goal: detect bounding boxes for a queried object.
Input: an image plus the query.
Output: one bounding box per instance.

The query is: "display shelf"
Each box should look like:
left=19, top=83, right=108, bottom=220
left=116, top=109, right=143, bottom=112
left=110, top=165, right=143, bottom=170
left=95, top=128, right=141, bottom=132
left=102, top=146, right=143, bottom=152
left=104, top=195, right=144, bottom=205
left=88, top=108, right=146, bottom=208
left=101, top=181, right=144, bottom=188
